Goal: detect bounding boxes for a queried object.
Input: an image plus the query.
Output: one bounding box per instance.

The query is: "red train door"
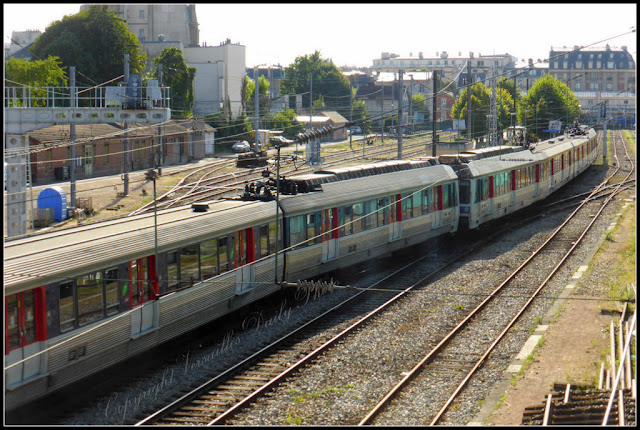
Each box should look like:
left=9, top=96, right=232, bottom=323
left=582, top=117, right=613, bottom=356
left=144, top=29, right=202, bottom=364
left=235, top=228, right=256, bottom=295
left=5, top=287, right=46, bottom=384
left=510, top=170, right=517, bottom=204
left=129, top=256, right=158, bottom=336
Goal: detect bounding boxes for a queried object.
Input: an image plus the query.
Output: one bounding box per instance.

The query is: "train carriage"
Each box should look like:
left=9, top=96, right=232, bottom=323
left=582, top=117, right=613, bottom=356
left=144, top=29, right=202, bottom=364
left=448, top=127, right=598, bottom=229
left=5, top=199, right=283, bottom=410
left=279, top=163, right=459, bottom=281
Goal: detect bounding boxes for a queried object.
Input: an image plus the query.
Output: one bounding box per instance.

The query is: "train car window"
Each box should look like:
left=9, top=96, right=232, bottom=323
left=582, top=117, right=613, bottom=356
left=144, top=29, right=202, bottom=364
left=289, top=215, right=307, bottom=248
left=377, top=197, right=388, bottom=225
left=402, top=193, right=412, bottom=219
left=130, top=260, right=140, bottom=306
left=201, top=239, right=219, bottom=278
left=59, top=281, right=75, bottom=332
left=307, top=213, right=321, bottom=245
left=235, top=230, right=248, bottom=267
left=7, top=294, right=19, bottom=350
left=352, top=203, right=364, bottom=234
left=218, top=237, right=229, bottom=273
left=412, top=192, right=421, bottom=216
left=227, top=234, right=236, bottom=270
left=389, top=195, right=398, bottom=222
left=443, top=186, right=450, bottom=208
left=77, top=272, right=104, bottom=327
left=268, top=221, right=281, bottom=255
left=105, top=268, right=119, bottom=316
left=5, top=291, right=37, bottom=352
left=458, top=183, right=470, bottom=205
left=22, top=290, right=36, bottom=344
left=167, top=252, right=179, bottom=292
left=364, top=200, right=377, bottom=228
left=342, top=206, right=353, bottom=236
left=259, top=225, right=269, bottom=258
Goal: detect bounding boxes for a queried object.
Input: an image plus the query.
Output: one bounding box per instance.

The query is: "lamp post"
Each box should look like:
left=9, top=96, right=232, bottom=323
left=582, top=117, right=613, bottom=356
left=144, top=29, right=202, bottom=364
left=145, top=169, right=159, bottom=294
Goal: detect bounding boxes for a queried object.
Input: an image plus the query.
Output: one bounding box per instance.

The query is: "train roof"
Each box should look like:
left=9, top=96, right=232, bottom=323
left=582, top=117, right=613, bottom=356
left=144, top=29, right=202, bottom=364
left=4, top=199, right=278, bottom=294
left=279, top=163, right=457, bottom=215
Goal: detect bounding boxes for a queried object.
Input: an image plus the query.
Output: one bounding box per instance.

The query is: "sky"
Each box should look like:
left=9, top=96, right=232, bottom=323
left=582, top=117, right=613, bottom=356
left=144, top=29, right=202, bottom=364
left=3, top=3, right=637, bottom=68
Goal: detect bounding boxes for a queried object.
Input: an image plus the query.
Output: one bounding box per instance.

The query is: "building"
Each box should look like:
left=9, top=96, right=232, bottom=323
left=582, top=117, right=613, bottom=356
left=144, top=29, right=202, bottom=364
left=184, top=39, right=246, bottom=117
left=511, top=58, right=549, bottom=93
left=5, top=30, right=41, bottom=61
left=246, top=65, right=288, bottom=114
left=295, top=111, right=349, bottom=142
left=81, top=4, right=246, bottom=118
left=548, top=45, right=636, bottom=125
left=81, top=4, right=199, bottom=46
left=27, top=120, right=215, bottom=185
left=372, top=51, right=518, bottom=89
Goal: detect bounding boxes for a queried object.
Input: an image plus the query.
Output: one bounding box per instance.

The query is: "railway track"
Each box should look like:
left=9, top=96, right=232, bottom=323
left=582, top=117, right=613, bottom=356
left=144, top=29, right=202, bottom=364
left=129, top=135, right=436, bottom=215
left=357, top=129, right=635, bottom=425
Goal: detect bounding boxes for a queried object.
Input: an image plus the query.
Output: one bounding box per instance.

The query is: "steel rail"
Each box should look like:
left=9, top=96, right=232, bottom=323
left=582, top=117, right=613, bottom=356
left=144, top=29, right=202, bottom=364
left=359, top=133, right=628, bottom=425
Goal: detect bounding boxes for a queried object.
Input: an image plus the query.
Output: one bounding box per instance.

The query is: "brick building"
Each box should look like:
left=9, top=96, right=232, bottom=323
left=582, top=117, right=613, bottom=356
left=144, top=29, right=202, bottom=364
left=28, top=119, right=215, bottom=185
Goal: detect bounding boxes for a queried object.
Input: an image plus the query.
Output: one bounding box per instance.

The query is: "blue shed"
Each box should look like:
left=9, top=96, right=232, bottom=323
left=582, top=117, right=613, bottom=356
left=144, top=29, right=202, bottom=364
left=37, top=187, right=68, bottom=221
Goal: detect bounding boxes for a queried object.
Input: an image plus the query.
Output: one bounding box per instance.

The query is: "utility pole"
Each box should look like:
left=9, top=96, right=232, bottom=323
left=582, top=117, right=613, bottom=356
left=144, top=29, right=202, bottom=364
left=254, top=66, right=259, bottom=155
left=123, top=54, right=130, bottom=196
left=432, top=70, right=438, bottom=157
left=398, top=70, right=403, bottom=159
left=381, top=81, right=385, bottom=143
left=69, top=66, right=77, bottom=209
left=349, top=78, right=353, bottom=150
left=467, top=59, right=472, bottom=143
left=157, top=63, right=163, bottom=174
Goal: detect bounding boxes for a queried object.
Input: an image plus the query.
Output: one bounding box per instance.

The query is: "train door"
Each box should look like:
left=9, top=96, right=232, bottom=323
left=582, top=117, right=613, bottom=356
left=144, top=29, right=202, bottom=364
left=488, top=176, right=494, bottom=213
left=129, top=256, right=158, bottom=336
left=433, top=186, right=443, bottom=227
left=561, top=154, right=565, bottom=181
left=389, top=194, right=402, bottom=241
left=534, top=164, right=540, bottom=196
left=550, top=159, right=555, bottom=188
left=235, top=228, right=255, bottom=295
left=5, top=287, right=46, bottom=385
left=321, top=207, right=339, bottom=262
left=510, top=170, right=517, bottom=205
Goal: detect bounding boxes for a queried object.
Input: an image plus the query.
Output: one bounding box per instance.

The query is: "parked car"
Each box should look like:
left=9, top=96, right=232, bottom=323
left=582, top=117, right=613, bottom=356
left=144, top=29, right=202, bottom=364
left=348, top=126, right=362, bottom=135
left=231, top=141, right=251, bottom=153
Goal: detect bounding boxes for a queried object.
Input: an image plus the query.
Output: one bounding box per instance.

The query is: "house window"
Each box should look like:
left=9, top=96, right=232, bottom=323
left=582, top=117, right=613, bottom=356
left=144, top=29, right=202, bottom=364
left=138, top=28, right=145, bottom=41
left=139, top=9, right=144, bottom=18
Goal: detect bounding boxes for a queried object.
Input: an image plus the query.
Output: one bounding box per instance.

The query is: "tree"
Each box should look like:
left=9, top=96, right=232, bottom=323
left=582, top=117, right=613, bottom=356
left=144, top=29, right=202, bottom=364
left=281, top=50, right=351, bottom=118
left=351, top=99, right=370, bottom=133
left=245, top=74, right=271, bottom=122
left=450, top=82, right=514, bottom=140
left=518, top=74, right=580, bottom=140
left=270, top=109, right=305, bottom=139
left=411, top=93, right=430, bottom=125
left=151, top=47, right=196, bottom=117
left=5, top=56, right=68, bottom=107
left=450, top=82, right=491, bottom=138
left=30, top=5, right=146, bottom=85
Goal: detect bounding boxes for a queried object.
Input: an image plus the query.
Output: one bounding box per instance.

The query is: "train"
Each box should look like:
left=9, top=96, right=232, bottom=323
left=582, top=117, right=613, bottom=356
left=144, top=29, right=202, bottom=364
left=4, top=126, right=598, bottom=411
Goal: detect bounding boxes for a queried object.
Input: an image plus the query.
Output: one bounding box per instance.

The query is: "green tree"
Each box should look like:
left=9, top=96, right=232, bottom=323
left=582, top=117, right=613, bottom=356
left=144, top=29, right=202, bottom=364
left=411, top=93, right=430, bottom=125
left=30, top=5, right=146, bottom=85
left=351, top=99, right=370, bottom=133
left=5, top=56, right=68, bottom=107
left=518, top=74, right=580, bottom=141
left=270, top=109, right=305, bottom=139
left=450, top=82, right=491, bottom=138
left=245, top=74, right=271, bottom=122
left=451, top=82, right=515, bottom=140
left=151, top=47, right=196, bottom=117
left=281, top=50, right=351, bottom=117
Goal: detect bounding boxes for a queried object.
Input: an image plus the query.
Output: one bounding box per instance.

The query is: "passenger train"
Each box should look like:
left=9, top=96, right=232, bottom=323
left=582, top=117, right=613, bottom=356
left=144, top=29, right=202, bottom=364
left=4, top=126, right=598, bottom=410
